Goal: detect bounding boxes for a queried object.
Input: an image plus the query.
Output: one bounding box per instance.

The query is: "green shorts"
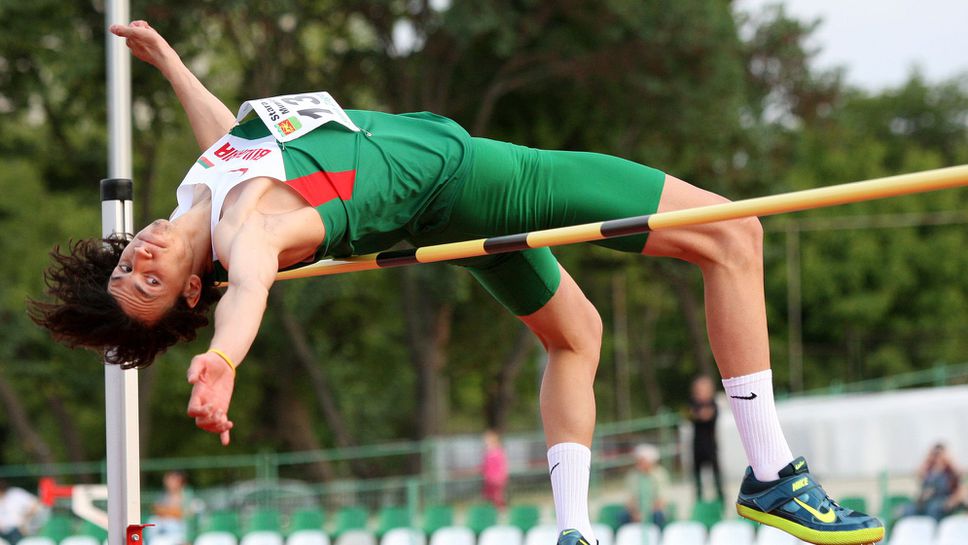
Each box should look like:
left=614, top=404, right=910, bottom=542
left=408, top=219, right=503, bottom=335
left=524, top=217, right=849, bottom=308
left=412, top=137, right=665, bottom=316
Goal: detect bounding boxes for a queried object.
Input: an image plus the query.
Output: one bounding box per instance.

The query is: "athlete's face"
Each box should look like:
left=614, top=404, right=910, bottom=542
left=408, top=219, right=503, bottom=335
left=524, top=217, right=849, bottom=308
left=107, top=219, right=201, bottom=324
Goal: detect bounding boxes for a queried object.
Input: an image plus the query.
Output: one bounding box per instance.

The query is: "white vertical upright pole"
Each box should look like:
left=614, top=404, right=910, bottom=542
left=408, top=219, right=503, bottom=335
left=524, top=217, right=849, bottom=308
left=104, top=1, right=141, bottom=543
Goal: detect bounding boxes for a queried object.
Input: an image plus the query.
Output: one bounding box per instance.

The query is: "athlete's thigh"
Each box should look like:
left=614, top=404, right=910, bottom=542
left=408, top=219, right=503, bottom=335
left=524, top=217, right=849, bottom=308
left=642, top=174, right=732, bottom=259
left=463, top=248, right=562, bottom=317
left=448, top=138, right=666, bottom=253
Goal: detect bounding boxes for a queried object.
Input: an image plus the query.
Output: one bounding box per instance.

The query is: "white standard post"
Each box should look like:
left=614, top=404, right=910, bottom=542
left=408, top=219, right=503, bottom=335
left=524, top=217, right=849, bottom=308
left=104, top=0, right=141, bottom=543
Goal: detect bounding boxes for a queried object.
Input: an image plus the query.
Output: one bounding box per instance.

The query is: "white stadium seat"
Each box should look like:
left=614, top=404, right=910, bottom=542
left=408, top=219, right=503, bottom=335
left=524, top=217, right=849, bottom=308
left=242, top=531, right=285, bottom=545
left=478, top=525, right=523, bottom=545
left=890, top=515, right=937, bottom=545
left=524, top=525, right=558, bottom=545
left=659, top=521, right=707, bottom=545
left=709, top=520, right=755, bottom=545
left=428, top=526, right=474, bottom=545
left=148, top=533, right=185, bottom=545
left=195, top=532, right=239, bottom=545
left=61, top=536, right=101, bottom=545
left=287, top=530, right=331, bottom=545
left=754, top=525, right=800, bottom=545
left=380, top=528, right=425, bottom=545
left=335, top=530, right=377, bottom=545
left=936, top=514, right=968, bottom=545
left=591, top=523, right=615, bottom=545
left=615, top=523, right=660, bottom=545
left=15, top=538, right=56, bottom=545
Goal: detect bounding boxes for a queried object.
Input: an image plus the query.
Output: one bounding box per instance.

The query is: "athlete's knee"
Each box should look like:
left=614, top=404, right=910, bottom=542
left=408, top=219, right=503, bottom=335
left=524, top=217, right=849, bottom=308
left=697, top=215, right=763, bottom=271
left=532, top=296, right=603, bottom=362
left=551, top=297, right=603, bottom=361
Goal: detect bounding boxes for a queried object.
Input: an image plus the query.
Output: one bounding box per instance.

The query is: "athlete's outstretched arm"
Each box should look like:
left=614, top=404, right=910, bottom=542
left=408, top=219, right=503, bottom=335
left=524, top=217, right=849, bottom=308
left=185, top=223, right=279, bottom=445
left=110, top=21, right=236, bottom=150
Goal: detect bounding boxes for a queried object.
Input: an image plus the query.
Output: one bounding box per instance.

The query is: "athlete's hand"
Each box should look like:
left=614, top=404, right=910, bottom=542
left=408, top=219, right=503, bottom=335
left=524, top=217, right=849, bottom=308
left=109, top=21, right=178, bottom=73
left=187, top=352, right=236, bottom=446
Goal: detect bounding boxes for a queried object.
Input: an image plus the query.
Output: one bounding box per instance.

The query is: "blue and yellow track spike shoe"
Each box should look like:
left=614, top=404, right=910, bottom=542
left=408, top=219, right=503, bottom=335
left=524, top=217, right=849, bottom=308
left=736, top=457, right=884, bottom=545
left=557, top=529, right=592, bottom=545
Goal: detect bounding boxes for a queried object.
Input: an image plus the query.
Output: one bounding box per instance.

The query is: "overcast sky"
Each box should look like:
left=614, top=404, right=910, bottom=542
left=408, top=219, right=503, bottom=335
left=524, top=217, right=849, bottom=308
left=736, top=0, right=968, bottom=90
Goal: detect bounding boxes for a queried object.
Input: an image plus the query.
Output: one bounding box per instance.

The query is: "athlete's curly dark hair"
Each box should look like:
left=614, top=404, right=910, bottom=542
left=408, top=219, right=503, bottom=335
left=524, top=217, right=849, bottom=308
left=27, top=237, right=222, bottom=369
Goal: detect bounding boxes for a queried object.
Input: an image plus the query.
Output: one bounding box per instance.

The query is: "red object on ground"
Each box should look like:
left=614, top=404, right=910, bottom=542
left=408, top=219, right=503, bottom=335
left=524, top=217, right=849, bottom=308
left=38, top=477, right=74, bottom=507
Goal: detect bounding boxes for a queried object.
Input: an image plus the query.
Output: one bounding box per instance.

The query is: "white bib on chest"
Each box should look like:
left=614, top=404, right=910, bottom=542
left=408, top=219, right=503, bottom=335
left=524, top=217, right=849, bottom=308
left=172, top=91, right=357, bottom=260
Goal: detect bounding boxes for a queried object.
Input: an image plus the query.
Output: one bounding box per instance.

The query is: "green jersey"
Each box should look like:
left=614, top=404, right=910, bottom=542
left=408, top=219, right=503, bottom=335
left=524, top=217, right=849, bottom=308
left=229, top=109, right=473, bottom=257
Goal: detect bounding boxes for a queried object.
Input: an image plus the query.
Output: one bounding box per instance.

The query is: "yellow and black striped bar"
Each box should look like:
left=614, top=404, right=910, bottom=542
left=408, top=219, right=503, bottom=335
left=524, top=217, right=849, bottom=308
left=268, top=164, right=968, bottom=282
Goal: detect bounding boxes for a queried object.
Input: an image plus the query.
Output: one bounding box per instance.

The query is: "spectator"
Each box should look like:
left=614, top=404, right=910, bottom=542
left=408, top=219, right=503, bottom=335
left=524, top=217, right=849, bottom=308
left=148, top=471, right=191, bottom=545
left=906, top=444, right=967, bottom=520
left=481, top=430, right=509, bottom=509
left=689, top=375, right=724, bottom=503
left=0, top=480, right=41, bottom=545
left=622, top=444, right=669, bottom=528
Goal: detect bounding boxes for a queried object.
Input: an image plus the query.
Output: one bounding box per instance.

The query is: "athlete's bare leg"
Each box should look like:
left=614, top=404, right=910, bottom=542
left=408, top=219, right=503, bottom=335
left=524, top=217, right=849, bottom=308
left=643, top=174, right=769, bottom=378
left=520, top=265, right=602, bottom=540
left=519, top=266, right=602, bottom=447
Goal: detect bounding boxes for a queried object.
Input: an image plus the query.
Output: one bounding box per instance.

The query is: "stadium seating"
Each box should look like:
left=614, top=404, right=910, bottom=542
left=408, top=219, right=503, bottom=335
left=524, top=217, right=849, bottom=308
left=421, top=505, right=453, bottom=536
left=837, top=496, right=868, bottom=514
left=376, top=507, right=410, bottom=536
left=889, top=515, right=937, bottom=545
left=290, top=510, right=326, bottom=533
left=880, top=494, right=913, bottom=527
left=508, top=504, right=541, bottom=532
left=478, top=525, right=523, bottom=545
left=14, top=538, right=55, bottom=545
left=247, top=509, right=283, bottom=534
left=614, top=523, right=660, bottom=545
left=286, top=530, right=330, bottom=545
left=333, top=530, right=376, bottom=545
left=659, top=521, right=707, bottom=545
left=597, top=503, right=627, bottom=532
left=147, top=533, right=184, bottom=545
left=936, top=514, right=968, bottom=545
left=332, top=507, right=369, bottom=537
left=465, top=503, right=499, bottom=535
left=708, top=520, right=755, bottom=545
left=204, top=512, right=242, bottom=537
left=379, top=528, right=425, bottom=545
left=523, top=524, right=557, bottom=545
left=753, top=525, right=799, bottom=545
left=690, top=500, right=723, bottom=529
left=427, top=526, right=474, bottom=545
left=77, top=520, right=107, bottom=542
left=59, top=537, right=99, bottom=545
left=590, top=523, right=615, bottom=545
left=40, top=514, right=74, bottom=543
left=195, top=531, right=239, bottom=545
left=240, top=531, right=284, bottom=545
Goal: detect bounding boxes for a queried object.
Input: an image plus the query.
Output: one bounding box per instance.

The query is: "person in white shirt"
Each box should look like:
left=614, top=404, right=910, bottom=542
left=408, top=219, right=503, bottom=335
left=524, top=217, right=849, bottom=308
left=0, top=481, right=41, bottom=545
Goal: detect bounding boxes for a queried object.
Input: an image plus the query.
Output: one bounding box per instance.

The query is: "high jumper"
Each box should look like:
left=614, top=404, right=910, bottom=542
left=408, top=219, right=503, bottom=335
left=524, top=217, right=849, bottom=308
left=31, top=21, right=887, bottom=545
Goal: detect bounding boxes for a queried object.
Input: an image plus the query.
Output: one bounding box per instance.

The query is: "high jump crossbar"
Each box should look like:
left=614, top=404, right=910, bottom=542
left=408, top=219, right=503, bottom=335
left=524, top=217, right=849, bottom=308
left=266, top=164, right=968, bottom=282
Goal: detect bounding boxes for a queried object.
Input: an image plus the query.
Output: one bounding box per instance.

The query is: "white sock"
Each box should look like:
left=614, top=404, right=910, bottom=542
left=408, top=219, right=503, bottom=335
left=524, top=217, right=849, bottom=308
left=548, top=443, right=596, bottom=541
left=723, top=369, right=794, bottom=482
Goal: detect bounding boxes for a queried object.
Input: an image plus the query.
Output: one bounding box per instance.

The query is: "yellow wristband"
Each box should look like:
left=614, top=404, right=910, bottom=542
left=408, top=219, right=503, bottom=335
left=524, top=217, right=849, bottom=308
left=207, top=349, right=236, bottom=375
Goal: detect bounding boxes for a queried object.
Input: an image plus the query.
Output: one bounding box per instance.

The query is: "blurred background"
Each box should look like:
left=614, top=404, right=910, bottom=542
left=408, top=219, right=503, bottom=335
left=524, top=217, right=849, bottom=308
left=0, top=1, right=966, bottom=544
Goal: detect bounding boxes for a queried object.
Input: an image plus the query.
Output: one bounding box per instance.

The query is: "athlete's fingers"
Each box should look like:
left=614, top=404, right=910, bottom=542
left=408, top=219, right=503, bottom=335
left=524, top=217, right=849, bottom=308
left=220, top=427, right=232, bottom=446
left=108, top=24, right=131, bottom=37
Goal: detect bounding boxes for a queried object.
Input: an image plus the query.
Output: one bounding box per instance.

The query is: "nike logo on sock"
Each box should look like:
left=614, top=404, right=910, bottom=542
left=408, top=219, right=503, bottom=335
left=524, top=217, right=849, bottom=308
left=730, top=392, right=758, bottom=400
left=549, top=462, right=560, bottom=476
